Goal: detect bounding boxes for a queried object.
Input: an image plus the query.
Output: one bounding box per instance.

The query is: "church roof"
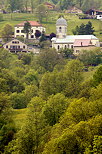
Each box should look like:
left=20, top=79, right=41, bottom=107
left=56, top=17, right=67, bottom=26
left=73, top=39, right=93, bottom=47
left=51, top=35, right=98, bottom=43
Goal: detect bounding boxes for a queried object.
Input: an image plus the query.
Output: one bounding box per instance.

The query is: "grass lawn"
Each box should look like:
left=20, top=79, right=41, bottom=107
left=0, top=12, right=102, bottom=41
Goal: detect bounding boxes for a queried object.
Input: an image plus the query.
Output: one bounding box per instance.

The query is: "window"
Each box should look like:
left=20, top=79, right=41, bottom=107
left=31, top=35, right=34, bottom=38
left=58, top=45, right=60, bottom=50
left=21, top=30, right=24, bottom=33
left=18, top=46, right=20, bottom=49
left=6, top=45, right=8, bottom=48
left=23, top=46, right=25, bottom=49
left=71, top=45, right=73, bottom=49
left=65, top=45, right=67, bottom=49
left=59, top=27, right=62, bottom=32
left=76, top=50, right=79, bottom=53
left=16, top=30, right=19, bottom=33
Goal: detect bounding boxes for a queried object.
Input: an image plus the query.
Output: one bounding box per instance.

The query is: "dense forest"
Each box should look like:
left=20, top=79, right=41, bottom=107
left=0, top=0, right=102, bottom=12
left=0, top=46, right=102, bottom=153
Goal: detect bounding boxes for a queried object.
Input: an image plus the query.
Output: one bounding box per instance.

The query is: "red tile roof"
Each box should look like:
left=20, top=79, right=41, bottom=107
left=15, top=21, right=42, bottom=27
left=74, top=39, right=93, bottom=47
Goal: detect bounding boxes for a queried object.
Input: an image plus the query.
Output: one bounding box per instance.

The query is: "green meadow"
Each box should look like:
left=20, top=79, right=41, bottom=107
left=0, top=12, right=102, bottom=40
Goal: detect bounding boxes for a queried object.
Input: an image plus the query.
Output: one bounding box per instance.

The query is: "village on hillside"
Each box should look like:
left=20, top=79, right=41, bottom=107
left=0, top=1, right=102, bottom=154
left=0, top=0, right=102, bottom=55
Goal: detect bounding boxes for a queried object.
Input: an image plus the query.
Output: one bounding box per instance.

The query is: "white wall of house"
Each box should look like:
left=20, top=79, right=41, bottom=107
left=14, top=26, right=46, bottom=39
left=3, top=39, right=28, bottom=52
left=96, top=15, right=102, bottom=20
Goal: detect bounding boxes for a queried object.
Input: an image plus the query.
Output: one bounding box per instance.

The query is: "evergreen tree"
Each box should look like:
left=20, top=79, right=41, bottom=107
left=23, top=21, right=31, bottom=39
left=85, top=21, right=95, bottom=35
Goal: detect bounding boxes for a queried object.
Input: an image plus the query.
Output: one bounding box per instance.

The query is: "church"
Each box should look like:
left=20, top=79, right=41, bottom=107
left=51, top=17, right=100, bottom=55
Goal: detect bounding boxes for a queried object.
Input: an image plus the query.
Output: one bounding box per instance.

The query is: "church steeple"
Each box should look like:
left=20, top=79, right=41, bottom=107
left=56, top=17, right=67, bottom=39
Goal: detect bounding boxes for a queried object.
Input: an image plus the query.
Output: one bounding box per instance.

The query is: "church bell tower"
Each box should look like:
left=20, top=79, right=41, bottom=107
left=56, top=16, right=67, bottom=39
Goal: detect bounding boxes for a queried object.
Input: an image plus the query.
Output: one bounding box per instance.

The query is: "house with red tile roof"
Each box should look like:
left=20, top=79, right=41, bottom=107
left=14, top=21, right=45, bottom=39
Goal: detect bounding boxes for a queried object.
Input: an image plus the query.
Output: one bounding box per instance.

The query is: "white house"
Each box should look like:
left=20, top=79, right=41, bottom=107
left=51, top=17, right=100, bottom=54
left=14, top=21, right=45, bottom=39
left=96, top=15, right=102, bottom=20
left=3, top=38, right=40, bottom=53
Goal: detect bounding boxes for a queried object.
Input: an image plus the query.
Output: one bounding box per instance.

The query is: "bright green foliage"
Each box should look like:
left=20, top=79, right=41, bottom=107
left=78, top=79, right=92, bottom=98
left=85, top=135, right=102, bottom=153
left=43, top=93, right=69, bottom=126
left=92, top=65, right=102, bottom=86
left=39, top=71, right=64, bottom=99
left=0, top=24, right=13, bottom=42
left=40, top=60, right=83, bottom=98
left=63, top=59, right=83, bottom=97
left=7, top=97, right=46, bottom=154
left=43, top=115, right=102, bottom=154
left=23, top=84, right=38, bottom=102
left=0, top=93, right=14, bottom=152
left=93, top=136, right=102, bottom=153
left=90, top=83, right=102, bottom=102
left=24, top=69, right=39, bottom=85
left=0, top=49, right=14, bottom=69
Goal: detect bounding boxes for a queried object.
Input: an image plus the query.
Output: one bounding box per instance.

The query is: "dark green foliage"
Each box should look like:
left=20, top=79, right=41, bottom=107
left=73, top=22, right=95, bottom=35
left=23, top=21, right=31, bottom=39
left=43, top=93, right=68, bottom=126
left=60, top=48, right=74, bottom=59
left=10, top=92, right=26, bottom=109
left=39, top=31, right=47, bottom=42
left=92, top=66, right=102, bottom=86
left=36, top=49, right=60, bottom=71
left=60, top=0, right=73, bottom=10
left=77, top=48, right=102, bottom=66
left=21, top=54, right=31, bottom=65
left=0, top=93, right=15, bottom=153
left=85, top=21, right=95, bottom=35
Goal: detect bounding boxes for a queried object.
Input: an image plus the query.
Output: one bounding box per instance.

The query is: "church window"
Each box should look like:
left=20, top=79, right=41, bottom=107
left=71, top=45, right=73, bottom=49
left=59, top=27, right=62, bottom=32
